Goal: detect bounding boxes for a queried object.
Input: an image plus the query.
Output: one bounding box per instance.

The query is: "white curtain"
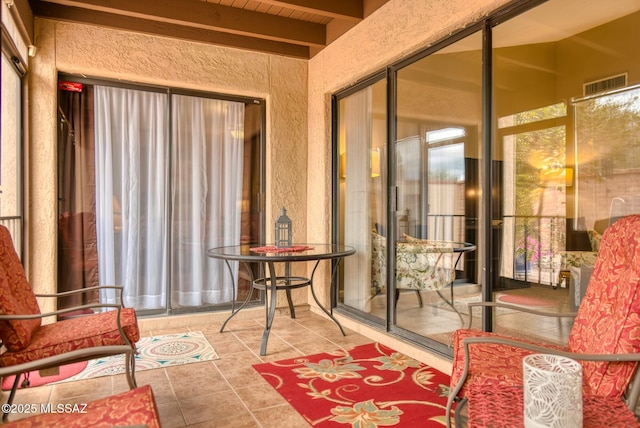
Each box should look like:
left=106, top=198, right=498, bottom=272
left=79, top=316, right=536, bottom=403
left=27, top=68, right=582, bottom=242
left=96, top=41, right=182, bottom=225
left=94, top=87, right=244, bottom=309
left=343, top=88, right=373, bottom=312
left=94, top=87, right=168, bottom=308
left=171, top=95, right=244, bottom=306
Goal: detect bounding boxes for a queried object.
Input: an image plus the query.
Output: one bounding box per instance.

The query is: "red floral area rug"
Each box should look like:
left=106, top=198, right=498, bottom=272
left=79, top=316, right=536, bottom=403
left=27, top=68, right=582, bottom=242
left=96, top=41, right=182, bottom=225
left=253, top=342, right=452, bottom=427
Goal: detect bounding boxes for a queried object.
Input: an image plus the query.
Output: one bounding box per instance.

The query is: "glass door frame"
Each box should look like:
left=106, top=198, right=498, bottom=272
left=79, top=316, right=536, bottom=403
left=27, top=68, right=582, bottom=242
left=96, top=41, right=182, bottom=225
left=331, top=22, right=488, bottom=356
left=331, top=69, right=388, bottom=326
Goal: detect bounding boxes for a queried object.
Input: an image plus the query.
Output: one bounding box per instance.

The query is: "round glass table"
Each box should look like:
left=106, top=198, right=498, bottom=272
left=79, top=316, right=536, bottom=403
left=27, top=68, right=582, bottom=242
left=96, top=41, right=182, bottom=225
left=207, top=244, right=355, bottom=355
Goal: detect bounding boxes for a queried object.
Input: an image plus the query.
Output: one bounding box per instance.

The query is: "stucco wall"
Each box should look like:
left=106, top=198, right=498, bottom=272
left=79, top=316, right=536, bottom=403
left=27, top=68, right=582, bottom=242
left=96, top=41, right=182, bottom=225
left=307, top=0, right=508, bottom=307
left=28, top=19, right=308, bottom=313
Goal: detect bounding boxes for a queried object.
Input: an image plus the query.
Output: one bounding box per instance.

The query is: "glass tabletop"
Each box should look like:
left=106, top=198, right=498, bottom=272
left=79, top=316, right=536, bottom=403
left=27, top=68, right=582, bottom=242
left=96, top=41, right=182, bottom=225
left=207, top=243, right=356, bottom=262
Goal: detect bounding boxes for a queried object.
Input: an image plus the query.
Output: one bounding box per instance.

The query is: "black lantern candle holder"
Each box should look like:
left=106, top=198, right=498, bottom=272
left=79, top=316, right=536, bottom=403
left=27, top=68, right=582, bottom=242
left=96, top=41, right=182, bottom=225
left=275, top=207, right=292, bottom=248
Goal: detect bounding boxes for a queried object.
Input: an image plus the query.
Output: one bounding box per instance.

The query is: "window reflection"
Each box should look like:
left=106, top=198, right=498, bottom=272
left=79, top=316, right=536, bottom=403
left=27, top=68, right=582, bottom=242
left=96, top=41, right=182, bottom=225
left=574, top=85, right=640, bottom=228
left=394, top=31, right=482, bottom=349
left=493, top=0, right=640, bottom=344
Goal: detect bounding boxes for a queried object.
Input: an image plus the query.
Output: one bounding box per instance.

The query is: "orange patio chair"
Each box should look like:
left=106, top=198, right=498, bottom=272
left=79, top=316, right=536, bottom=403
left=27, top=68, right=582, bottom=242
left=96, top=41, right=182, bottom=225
left=445, top=214, right=640, bottom=426
left=0, top=225, right=140, bottom=420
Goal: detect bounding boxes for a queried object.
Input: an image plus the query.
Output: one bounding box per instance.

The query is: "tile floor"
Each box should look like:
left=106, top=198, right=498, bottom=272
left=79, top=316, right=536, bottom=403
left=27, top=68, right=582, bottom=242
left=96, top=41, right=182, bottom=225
left=6, top=286, right=574, bottom=427
left=8, top=310, right=373, bottom=427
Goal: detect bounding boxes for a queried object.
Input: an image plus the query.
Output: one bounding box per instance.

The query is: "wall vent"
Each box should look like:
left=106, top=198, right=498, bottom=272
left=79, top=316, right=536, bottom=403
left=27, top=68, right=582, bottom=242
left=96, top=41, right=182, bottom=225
left=583, top=73, right=627, bottom=96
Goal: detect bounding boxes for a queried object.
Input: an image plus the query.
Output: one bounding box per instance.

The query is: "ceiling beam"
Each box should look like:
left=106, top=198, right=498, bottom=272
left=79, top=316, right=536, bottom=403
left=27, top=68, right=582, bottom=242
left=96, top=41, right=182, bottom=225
left=258, top=0, right=363, bottom=21
left=34, top=0, right=326, bottom=47
left=30, top=1, right=311, bottom=58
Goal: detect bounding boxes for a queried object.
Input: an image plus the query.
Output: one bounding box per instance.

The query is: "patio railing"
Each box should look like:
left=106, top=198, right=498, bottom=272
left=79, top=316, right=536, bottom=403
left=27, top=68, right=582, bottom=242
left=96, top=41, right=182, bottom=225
left=420, top=214, right=566, bottom=287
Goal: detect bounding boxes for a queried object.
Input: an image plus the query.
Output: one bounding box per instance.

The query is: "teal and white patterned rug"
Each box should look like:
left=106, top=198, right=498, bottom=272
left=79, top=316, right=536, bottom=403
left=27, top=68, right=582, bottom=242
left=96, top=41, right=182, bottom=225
left=63, top=331, right=219, bottom=382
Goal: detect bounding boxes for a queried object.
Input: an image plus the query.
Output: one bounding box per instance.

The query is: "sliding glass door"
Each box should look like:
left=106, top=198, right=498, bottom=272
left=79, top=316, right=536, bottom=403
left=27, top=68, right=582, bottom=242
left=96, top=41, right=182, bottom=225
left=170, top=94, right=245, bottom=308
left=490, top=0, right=640, bottom=344
left=393, top=32, right=482, bottom=348
left=57, top=77, right=264, bottom=314
left=334, top=0, right=640, bottom=355
left=337, top=77, right=387, bottom=324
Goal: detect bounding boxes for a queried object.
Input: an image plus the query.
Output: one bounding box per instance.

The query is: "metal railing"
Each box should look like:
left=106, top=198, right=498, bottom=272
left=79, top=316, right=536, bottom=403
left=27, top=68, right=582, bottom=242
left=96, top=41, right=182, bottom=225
left=412, top=214, right=467, bottom=242
left=419, top=214, right=566, bottom=286
left=504, top=215, right=565, bottom=286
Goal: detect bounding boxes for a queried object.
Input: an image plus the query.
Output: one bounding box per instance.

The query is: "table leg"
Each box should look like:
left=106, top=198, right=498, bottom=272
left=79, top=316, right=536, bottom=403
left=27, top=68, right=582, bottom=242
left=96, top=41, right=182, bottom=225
left=260, top=261, right=279, bottom=356
left=220, top=261, right=255, bottom=333
left=309, top=258, right=346, bottom=336
left=285, top=262, right=296, bottom=318
left=435, top=252, right=465, bottom=326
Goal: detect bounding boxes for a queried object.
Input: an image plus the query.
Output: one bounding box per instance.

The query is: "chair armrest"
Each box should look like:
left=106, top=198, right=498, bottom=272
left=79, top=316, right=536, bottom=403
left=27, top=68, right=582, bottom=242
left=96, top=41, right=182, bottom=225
left=462, top=336, right=640, bottom=363
left=0, top=303, right=123, bottom=321
left=0, top=303, right=135, bottom=355
left=0, top=345, right=133, bottom=378
left=35, top=285, right=125, bottom=306
left=465, top=302, right=577, bottom=328
left=35, top=285, right=127, bottom=315
left=35, top=284, right=123, bottom=298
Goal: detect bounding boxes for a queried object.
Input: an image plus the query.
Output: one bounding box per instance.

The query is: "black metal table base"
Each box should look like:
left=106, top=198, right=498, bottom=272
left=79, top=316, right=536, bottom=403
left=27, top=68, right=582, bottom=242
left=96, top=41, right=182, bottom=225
left=213, top=246, right=353, bottom=356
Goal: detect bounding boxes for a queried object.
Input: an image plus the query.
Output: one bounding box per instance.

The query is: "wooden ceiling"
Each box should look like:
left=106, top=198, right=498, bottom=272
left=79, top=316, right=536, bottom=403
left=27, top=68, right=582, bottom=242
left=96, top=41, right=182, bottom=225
left=28, top=0, right=390, bottom=59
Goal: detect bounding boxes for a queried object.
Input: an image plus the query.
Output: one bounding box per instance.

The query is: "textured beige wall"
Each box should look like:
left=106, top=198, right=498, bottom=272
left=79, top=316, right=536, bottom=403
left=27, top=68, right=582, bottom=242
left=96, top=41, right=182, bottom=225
left=28, top=19, right=308, bottom=313
left=307, top=0, right=508, bottom=309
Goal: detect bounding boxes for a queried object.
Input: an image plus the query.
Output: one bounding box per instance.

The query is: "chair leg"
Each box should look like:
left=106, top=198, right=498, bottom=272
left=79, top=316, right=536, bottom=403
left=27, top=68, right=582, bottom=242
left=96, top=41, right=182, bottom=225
left=395, top=289, right=424, bottom=308
left=125, top=350, right=138, bottom=389
left=2, top=375, right=22, bottom=422
left=453, top=397, right=467, bottom=428
left=414, top=290, right=423, bottom=307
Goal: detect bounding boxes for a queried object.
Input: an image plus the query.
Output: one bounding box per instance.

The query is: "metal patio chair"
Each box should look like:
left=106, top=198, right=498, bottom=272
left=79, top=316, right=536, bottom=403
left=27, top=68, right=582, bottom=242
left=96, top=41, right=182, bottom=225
left=0, top=225, right=140, bottom=420
left=446, top=215, right=640, bottom=427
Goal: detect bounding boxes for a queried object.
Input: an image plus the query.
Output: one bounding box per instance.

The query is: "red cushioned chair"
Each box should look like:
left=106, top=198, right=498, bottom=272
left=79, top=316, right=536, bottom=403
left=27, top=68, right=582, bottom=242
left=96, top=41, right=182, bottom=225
left=445, top=215, right=640, bottom=427
left=3, top=385, right=160, bottom=427
left=0, top=225, right=140, bottom=420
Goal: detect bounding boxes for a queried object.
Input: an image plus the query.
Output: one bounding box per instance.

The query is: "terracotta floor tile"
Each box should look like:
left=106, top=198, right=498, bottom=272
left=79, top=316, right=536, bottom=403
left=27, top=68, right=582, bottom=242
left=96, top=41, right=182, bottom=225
left=155, top=400, right=186, bottom=428
left=233, top=383, right=288, bottom=411
left=135, top=369, right=176, bottom=404
left=252, top=403, right=311, bottom=427
left=49, top=376, right=112, bottom=401
left=185, top=412, right=259, bottom=428
left=167, top=362, right=230, bottom=398
left=11, top=385, right=52, bottom=405
left=179, top=391, right=249, bottom=425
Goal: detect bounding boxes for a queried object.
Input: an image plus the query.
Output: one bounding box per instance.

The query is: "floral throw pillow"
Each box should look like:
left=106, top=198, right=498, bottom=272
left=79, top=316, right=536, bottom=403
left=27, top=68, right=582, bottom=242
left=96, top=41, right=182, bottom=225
left=587, top=229, right=602, bottom=252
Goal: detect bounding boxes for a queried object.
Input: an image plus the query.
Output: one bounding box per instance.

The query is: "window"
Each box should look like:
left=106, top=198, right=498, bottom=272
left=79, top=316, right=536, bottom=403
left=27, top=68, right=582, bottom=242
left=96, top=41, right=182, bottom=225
left=0, top=2, right=27, bottom=255
left=498, top=103, right=568, bottom=286
left=573, top=85, right=640, bottom=228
